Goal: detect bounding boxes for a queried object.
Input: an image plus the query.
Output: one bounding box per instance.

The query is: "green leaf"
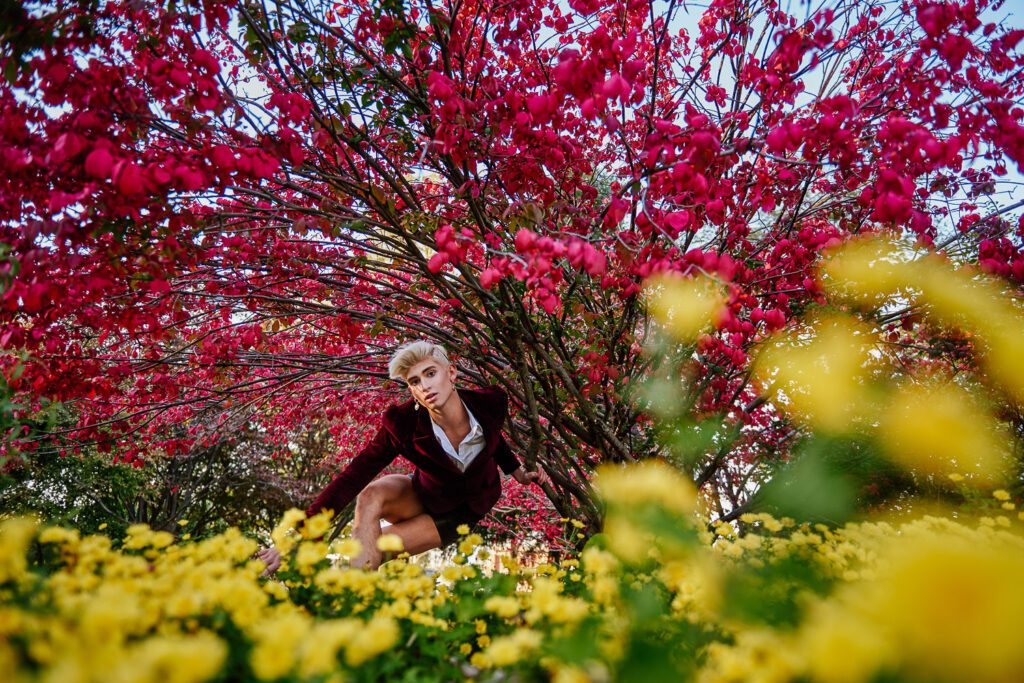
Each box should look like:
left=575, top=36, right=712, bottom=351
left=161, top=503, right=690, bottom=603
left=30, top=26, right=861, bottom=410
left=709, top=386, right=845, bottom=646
left=3, top=59, right=18, bottom=85
left=287, top=22, right=310, bottom=43
left=756, top=438, right=858, bottom=525
left=616, top=633, right=684, bottom=683
left=720, top=552, right=833, bottom=629
left=545, top=617, right=603, bottom=665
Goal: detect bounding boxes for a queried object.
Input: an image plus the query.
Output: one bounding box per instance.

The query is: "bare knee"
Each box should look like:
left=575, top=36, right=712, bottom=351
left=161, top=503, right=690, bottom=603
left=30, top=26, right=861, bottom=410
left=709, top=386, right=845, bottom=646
left=354, top=484, right=387, bottom=518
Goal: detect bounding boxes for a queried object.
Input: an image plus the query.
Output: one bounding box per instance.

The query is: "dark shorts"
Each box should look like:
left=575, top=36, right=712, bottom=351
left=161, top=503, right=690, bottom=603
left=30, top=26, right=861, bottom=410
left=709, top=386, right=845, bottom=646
left=406, top=473, right=484, bottom=546
left=428, top=505, right=483, bottom=547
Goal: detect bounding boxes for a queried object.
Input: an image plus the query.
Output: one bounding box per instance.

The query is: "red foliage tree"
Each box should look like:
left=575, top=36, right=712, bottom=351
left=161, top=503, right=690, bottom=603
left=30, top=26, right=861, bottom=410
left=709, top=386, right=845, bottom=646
left=2, top=0, right=1022, bottom=534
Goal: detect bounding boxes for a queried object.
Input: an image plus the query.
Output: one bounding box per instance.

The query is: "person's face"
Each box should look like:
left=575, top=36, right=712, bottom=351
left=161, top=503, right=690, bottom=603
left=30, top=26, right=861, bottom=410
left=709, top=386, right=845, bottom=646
left=404, top=358, right=457, bottom=412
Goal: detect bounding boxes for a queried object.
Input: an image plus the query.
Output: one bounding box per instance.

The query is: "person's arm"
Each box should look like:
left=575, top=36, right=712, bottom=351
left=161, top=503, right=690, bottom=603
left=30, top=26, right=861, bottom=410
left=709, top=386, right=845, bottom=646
left=305, top=411, right=401, bottom=518
left=511, top=464, right=548, bottom=487
left=497, top=433, right=547, bottom=486
left=494, top=433, right=522, bottom=475
left=258, top=411, right=401, bottom=575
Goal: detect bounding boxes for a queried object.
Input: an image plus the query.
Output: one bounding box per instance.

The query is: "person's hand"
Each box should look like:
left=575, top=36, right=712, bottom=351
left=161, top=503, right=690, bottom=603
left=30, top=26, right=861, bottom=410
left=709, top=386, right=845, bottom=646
left=256, top=547, right=282, bottom=577
left=512, top=467, right=550, bottom=488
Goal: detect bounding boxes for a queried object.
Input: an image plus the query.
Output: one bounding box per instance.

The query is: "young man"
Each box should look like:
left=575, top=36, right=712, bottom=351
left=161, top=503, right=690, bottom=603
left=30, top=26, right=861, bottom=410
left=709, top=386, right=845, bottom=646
left=258, top=341, right=546, bottom=571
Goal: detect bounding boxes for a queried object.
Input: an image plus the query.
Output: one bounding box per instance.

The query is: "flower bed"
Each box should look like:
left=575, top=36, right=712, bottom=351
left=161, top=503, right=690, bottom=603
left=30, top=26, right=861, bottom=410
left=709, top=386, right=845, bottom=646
left=3, top=462, right=1023, bottom=682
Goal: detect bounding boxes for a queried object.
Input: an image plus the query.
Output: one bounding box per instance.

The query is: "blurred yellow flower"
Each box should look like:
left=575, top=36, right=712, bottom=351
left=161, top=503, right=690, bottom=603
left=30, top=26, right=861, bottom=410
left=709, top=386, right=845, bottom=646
left=345, top=616, right=398, bottom=666
left=753, top=313, right=877, bottom=432
left=458, top=533, right=483, bottom=555
left=485, top=596, right=520, bottom=618
left=915, top=260, right=1024, bottom=404
left=982, top=316, right=1024, bottom=405
left=301, top=510, right=334, bottom=540
left=331, top=537, right=362, bottom=559
left=858, top=534, right=1024, bottom=681
left=590, top=575, right=619, bottom=606
left=602, top=516, right=653, bottom=564
left=376, top=534, right=404, bottom=553
left=271, top=509, right=306, bottom=554
left=313, top=567, right=346, bottom=594
left=297, top=619, right=358, bottom=676
left=659, top=555, right=722, bottom=621
left=796, top=599, right=896, bottom=683
left=645, top=272, right=727, bottom=341
left=525, top=577, right=589, bottom=624
left=123, top=524, right=174, bottom=551
left=580, top=546, right=618, bottom=575
left=295, top=542, right=329, bottom=573
left=38, top=526, right=78, bottom=546
left=819, top=236, right=913, bottom=308
left=698, top=628, right=800, bottom=683
left=262, top=581, right=288, bottom=601
left=595, top=459, right=697, bottom=515
left=109, top=632, right=226, bottom=683
left=878, top=380, right=1012, bottom=484
left=480, top=629, right=542, bottom=668
left=551, top=664, right=592, bottom=683
left=248, top=611, right=310, bottom=681
left=822, top=235, right=1024, bottom=404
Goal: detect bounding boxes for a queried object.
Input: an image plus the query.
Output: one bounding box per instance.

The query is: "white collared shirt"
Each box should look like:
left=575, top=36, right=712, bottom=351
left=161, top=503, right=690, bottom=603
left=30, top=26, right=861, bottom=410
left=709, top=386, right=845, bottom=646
left=431, top=407, right=486, bottom=472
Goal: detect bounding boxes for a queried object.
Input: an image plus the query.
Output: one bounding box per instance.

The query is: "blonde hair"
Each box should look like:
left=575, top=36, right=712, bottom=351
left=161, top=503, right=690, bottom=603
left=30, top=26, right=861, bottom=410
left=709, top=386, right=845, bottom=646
left=388, top=340, right=451, bottom=380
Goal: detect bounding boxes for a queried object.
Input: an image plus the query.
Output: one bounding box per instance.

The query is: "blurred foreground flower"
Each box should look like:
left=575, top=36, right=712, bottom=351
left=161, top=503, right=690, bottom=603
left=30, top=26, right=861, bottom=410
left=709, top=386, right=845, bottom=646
left=271, top=508, right=306, bottom=555
left=596, top=459, right=700, bottom=563
left=645, top=273, right=728, bottom=341
left=753, top=313, right=878, bottom=433
left=741, top=236, right=1024, bottom=488
left=595, top=459, right=698, bottom=515
left=377, top=533, right=405, bottom=553
left=855, top=534, right=1024, bottom=681
left=0, top=517, right=37, bottom=584
left=878, top=380, right=1013, bottom=484
left=822, top=236, right=1024, bottom=404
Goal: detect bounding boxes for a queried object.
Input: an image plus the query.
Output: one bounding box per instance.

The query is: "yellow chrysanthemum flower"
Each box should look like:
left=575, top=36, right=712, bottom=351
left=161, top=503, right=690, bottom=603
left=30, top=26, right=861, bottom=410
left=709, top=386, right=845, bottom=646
left=857, top=534, right=1024, bottom=681
left=479, top=629, right=542, bottom=668
left=376, top=534, right=404, bottom=553
left=753, top=313, right=878, bottom=433
left=594, top=459, right=697, bottom=515
left=645, top=272, right=727, bottom=341
left=344, top=616, right=399, bottom=666
left=878, top=380, right=1012, bottom=484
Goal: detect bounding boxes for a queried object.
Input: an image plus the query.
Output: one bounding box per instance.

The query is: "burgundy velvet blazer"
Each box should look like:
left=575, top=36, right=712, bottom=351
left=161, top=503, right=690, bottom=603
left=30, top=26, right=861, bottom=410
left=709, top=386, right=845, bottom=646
left=305, top=386, right=521, bottom=518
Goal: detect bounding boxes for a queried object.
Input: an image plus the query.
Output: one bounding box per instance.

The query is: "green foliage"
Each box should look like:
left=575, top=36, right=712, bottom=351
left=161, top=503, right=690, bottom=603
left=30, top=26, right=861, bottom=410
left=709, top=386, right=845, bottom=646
left=0, top=446, right=147, bottom=539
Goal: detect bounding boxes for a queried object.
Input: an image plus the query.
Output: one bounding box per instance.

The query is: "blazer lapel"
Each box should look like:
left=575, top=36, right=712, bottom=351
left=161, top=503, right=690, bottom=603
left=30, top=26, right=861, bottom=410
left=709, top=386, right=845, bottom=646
left=460, top=389, right=502, bottom=473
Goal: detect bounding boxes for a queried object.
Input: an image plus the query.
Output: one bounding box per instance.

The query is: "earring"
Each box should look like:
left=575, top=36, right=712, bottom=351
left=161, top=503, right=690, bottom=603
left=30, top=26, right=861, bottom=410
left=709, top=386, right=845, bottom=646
left=414, top=403, right=419, bottom=411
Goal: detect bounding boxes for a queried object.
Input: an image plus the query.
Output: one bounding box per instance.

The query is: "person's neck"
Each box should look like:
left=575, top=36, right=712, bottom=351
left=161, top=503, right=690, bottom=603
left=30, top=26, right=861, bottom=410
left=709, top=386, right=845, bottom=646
left=427, top=390, right=468, bottom=429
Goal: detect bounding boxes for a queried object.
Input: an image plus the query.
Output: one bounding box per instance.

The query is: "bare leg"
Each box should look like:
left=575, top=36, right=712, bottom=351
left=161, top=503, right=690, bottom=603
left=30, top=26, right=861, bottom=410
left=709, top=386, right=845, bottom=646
left=383, top=514, right=443, bottom=556
left=351, top=475, right=438, bottom=569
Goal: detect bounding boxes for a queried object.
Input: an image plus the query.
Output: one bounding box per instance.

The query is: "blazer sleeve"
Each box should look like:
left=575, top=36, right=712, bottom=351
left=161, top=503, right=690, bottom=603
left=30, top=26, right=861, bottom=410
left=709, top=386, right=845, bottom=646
left=495, top=434, right=521, bottom=475
left=491, top=387, right=521, bottom=475
left=305, top=408, right=401, bottom=517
